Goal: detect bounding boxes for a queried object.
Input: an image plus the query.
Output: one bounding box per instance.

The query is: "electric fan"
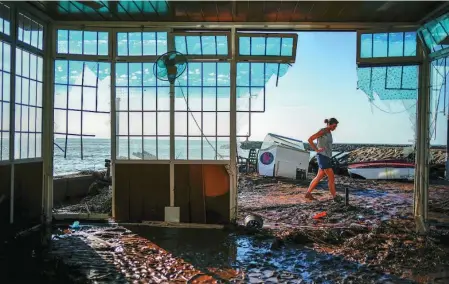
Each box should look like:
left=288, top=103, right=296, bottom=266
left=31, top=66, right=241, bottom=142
left=153, top=51, right=188, bottom=84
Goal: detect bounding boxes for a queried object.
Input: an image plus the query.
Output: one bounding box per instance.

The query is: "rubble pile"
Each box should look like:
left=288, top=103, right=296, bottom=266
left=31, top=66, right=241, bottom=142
left=346, top=147, right=446, bottom=165
left=55, top=186, right=112, bottom=214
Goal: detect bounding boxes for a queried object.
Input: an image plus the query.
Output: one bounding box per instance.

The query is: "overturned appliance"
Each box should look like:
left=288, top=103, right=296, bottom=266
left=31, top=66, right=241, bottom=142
left=258, top=133, right=310, bottom=180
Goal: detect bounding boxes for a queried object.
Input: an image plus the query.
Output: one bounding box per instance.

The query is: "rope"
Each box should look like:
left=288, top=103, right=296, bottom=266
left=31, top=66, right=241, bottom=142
left=176, top=81, right=224, bottom=159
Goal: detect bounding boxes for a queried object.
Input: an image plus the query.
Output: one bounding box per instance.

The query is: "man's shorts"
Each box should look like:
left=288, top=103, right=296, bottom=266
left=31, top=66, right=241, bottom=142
left=317, top=154, right=332, bottom=170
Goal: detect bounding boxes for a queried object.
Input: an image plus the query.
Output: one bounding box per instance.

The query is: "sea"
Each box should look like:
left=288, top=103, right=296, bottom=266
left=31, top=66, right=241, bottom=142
left=53, top=137, right=242, bottom=176
left=0, top=137, right=338, bottom=176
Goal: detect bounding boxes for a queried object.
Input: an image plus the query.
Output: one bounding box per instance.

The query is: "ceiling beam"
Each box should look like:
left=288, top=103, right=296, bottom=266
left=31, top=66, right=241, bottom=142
left=15, top=2, right=54, bottom=23
left=418, top=1, right=449, bottom=25
left=52, top=21, right=419, bottom=31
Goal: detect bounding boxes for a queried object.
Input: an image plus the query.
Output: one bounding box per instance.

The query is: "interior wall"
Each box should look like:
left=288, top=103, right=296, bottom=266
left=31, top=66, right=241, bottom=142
left=115, top=164, right=170, bottom=222
left=175, top=164, right=230, bottom=224
left=0, top=165, right=11, bottom=225
left=14, top=162, right=43, bottom=223
left=114, top=163, right=230, bottom=224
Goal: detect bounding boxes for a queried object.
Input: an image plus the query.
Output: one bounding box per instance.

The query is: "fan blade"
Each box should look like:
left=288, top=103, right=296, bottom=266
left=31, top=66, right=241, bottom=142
left=157, top=59, right=166, bottom=68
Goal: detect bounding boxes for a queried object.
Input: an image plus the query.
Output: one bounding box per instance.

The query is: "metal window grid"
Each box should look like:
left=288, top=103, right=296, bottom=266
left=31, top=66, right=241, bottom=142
left=235, top=32, right=298, bottom=63
left=57, top=29, right=109, bottom=56
left=115, top=61, right=171, bottom=161
left=0, top=2, right=11, bottom=37
left=0, top=40, right=10, bottom=160
left=14, top=46, right=43, bottom=160
left=356, top=29, right=422, bottom=67
left=53, top=59, right=111, bottom=159
left=174, top=62, right=231, bottom=160
left=17, top=12, right=43, bottom=51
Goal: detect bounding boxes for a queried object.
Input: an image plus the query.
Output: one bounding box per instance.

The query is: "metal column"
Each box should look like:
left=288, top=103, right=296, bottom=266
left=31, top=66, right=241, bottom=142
left=168, top=30, right=175, bottom=208
left=110, top=29, right=117, bottom=218
left=414, top=47, right=431, bottom=234
left=8, top=7, right=17, bottom=224
left=446, top=114, right=449, bottom=179
left=42, top=24, right=55, bottom=224
left=229, top=27, right=238, bottom=222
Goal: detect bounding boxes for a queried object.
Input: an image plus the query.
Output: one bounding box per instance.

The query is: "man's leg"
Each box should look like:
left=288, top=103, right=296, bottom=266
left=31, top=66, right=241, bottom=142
left=305, top=169, right=325, bottom=199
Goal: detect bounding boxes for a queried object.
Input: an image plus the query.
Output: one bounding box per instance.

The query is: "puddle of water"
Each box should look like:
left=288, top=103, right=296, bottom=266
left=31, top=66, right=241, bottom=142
left=124, top=225, right=413, bottom=283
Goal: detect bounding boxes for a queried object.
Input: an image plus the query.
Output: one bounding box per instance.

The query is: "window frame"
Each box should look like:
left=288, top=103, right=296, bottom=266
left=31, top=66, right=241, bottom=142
left=356, top=28, right=422, bottom=67
left=172, top=31, right=232, bottom=61
left=235, top=32, right=298, bottom=63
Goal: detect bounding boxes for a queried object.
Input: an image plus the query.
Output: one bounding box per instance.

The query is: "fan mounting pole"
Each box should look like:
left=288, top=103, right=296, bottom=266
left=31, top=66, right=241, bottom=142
left=154, top=50, right=187, bottom=223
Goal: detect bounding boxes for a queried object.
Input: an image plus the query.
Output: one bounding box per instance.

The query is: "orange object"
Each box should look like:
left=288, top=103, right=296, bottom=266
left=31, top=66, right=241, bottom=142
left=313, top=212, right=327, bottom=219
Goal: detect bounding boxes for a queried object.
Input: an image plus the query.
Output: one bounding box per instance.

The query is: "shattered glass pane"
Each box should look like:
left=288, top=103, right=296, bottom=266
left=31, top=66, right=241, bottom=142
left=418, top=13, right=449, bottom=53
left=429, top=57, right=449, bottom=139
left=236, top=62, right=291, bottom=125
left=357, top=65, right=418, bottom=101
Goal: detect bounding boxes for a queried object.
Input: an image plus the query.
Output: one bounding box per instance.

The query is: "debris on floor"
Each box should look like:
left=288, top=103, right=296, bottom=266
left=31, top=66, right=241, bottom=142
left=238, top=173, right=449, bottom=282
left=54, top=186, right=112, bottom=215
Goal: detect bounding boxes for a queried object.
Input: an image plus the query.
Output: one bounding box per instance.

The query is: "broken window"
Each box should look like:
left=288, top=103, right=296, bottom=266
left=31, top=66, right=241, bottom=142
left=54, top=60, right=111, bottom=161
left=174, top=62, right=231, bottom=160
left=356, top=28, right=420, bottom=134
left=429, top=57, right=449, bottom=140
left=236, top=62, right=290, bottom=137
left=419, top=13, right=449, bottom=54
left=0, top=40, right=10, bottom=160
left=235, top=32, right=296, bottom=138
left=54, top=29, right=111, bottom=174
left=357, top=66, right=418, bottom=101
left=115, top=62, right=170, bottom=160
left=14, top=47, right=43, bottom=159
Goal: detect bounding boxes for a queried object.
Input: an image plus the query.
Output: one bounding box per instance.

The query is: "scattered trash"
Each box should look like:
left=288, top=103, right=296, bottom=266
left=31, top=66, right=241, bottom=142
left=245, top=214, right=264, bottom=229
left=313, top=212, right=327, bottom=219
left=114, top=246, right=124, bottom=253
left=69, top=221, right=80, bottom=230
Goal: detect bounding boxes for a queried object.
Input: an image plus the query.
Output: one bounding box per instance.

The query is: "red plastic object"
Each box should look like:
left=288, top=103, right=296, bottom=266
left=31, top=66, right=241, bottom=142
left=313, top=212, right=327, bottom=219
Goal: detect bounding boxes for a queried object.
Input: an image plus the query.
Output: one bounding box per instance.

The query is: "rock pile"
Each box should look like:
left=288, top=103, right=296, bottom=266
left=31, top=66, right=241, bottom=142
left=346, top=147, right=446, bottom=165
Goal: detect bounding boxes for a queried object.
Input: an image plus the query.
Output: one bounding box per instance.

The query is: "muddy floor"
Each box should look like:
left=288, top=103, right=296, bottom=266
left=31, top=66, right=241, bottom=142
left=238, top=174, right=449, bottom=283
left=1, top=174, right=449, bottom=283
left=6, top=224, right=434, bottom=284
